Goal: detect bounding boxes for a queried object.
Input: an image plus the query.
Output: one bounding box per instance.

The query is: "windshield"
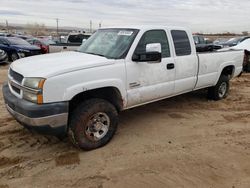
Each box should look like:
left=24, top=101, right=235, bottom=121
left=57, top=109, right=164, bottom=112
left=7, top=37, right=31, bottom=45
left=77, top=29, right=139, bottom=59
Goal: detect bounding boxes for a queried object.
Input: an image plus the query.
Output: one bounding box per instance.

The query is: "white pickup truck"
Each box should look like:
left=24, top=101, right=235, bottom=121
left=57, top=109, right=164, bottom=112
left=3, top=26, right=244, bottom=150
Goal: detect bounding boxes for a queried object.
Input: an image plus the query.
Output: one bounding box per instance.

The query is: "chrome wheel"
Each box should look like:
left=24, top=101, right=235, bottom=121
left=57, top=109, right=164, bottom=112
left=218, top=82, right=227, bottom=98
left=85, top=112, right=110, bottom=141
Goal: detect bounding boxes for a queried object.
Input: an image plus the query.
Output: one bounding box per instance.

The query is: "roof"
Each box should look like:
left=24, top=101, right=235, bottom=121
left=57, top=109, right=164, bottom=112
left=101, top=25, right=189, bottom=31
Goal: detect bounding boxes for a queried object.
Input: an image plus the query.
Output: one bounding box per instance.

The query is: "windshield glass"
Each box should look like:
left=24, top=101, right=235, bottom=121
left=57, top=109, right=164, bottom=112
left=77, top=29, right=139, bottom=59
left=7, top=37, right=31, bottom=45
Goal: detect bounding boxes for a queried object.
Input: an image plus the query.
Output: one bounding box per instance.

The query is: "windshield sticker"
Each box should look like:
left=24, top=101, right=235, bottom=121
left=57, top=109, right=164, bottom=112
left=118, top=31, right=133, bottom=36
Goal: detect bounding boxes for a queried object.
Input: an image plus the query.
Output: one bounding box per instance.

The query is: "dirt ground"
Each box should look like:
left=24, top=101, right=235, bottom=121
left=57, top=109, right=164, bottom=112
left=1, top=64, right=250, bottom=188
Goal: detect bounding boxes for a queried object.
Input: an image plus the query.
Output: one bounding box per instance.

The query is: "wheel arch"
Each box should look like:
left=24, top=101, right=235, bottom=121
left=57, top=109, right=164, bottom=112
left=215, top=64, right=235, bottom=84
left=69, top=86, right=125, bottom=114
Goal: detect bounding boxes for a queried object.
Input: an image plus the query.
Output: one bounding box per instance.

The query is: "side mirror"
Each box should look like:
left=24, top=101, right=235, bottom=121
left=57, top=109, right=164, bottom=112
left=132, top=43, right=162, bottom=63
left=82, top=39, right=87, bottom=43
left=146, top=43, right=161, bottom=53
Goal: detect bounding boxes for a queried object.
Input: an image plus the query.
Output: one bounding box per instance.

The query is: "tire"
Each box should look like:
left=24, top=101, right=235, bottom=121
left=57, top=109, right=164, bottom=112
left=10, top=52, right=19, bottom=62
left=68, top=98, right=118, bottom=150
left=208, top=75, right=229, bottom=100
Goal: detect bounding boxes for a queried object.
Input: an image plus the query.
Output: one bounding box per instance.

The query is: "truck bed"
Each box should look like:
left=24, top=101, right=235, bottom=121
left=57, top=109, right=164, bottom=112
left=195, top=49, right=244, bottom=89
left=49, top=43, right=81, bottom=53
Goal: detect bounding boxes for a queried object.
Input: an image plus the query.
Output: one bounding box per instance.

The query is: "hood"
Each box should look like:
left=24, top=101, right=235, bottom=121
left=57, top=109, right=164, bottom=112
left=11, top=51, right=115, bottom=78
left=12, top=44, right=40, bottom=51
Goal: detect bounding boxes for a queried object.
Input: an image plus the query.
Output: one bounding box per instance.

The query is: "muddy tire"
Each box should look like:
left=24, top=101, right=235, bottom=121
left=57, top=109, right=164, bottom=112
left=208, top=75, right=229, bottom=100
left=68, top=98, right=118, bottom=150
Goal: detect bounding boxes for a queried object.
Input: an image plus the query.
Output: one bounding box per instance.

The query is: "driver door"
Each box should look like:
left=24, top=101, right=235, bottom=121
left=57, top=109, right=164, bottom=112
left=125, top=29, right=176, bottom=107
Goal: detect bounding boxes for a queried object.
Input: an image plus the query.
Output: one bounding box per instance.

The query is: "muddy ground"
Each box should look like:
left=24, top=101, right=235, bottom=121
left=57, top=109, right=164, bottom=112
left=1, top=64, right=250, bottom=188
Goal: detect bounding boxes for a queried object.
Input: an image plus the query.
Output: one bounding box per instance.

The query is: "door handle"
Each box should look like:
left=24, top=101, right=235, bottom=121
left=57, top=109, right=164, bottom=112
left=167, top=63, right=175, bottom=70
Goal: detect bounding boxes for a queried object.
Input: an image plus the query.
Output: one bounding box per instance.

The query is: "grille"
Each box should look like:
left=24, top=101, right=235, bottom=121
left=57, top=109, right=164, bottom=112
left=9, top=68, right=23, bottom=84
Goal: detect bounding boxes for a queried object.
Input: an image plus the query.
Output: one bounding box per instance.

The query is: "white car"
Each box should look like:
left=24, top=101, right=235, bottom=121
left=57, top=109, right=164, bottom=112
left=3, top=25, right=244, bottom=150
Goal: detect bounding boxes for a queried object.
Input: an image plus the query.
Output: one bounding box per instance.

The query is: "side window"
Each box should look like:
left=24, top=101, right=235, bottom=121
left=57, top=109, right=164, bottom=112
left=134, top=30, right=170, bottom=58
left=171, top=30, right=191, bottom=56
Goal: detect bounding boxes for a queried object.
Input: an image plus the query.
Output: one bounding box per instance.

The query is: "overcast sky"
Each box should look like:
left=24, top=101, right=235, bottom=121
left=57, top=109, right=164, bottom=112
left=0, top=0, right=249, bottom=33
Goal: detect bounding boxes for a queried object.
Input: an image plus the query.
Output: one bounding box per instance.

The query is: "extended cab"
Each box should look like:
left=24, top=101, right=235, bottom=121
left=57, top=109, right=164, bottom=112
left=3, top=26, right=244, bottom=150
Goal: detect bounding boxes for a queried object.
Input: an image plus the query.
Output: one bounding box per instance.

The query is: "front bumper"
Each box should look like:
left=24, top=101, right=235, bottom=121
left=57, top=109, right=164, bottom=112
left=2, top=83, right=69, bottom=136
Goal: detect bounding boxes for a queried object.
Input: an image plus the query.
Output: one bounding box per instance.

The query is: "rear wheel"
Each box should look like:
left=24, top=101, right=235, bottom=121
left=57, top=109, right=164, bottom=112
left=68, top=98, right=118, bottom=150
left=208, top=75, right=229, bottom=100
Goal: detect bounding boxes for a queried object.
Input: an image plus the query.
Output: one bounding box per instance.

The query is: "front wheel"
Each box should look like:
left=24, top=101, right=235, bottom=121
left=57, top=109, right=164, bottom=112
left=68, top=98, right=118, bottom=150
left=208, top=75, right=229, bottom=100
left=10, top=52, right=19, bottom=62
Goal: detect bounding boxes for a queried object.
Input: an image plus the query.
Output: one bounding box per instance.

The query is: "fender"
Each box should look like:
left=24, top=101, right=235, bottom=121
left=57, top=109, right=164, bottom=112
left=63, top=79, right=127, bottom=105
left=214, top=61, right=236, bottom=85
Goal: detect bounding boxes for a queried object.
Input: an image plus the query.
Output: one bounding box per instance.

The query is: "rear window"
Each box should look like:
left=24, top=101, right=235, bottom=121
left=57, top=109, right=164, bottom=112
left=171, top=30, right=191, bottom=56
left=68, top=34, right=90, bottom=43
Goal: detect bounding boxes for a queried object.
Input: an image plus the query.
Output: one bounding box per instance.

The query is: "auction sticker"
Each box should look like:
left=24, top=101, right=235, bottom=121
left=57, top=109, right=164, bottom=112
left=118, top=31, right=133, bottom=36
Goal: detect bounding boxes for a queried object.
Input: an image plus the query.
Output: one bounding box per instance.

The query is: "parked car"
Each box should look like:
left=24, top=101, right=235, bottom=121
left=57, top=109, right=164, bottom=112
left=213, top=38, right=229, bottom=46
left=49, top=33, right=91, bottom=53
left=0, top=49, right=8, bottom=64
left=3, top=26, right=244, bottom=150
left=27, top=38, right=56, bottom=54
left=193, top=35, right=222, bottom=52
left=0, top=37, right=42, bottom=61
left=223, top=36, right=250, bottom=47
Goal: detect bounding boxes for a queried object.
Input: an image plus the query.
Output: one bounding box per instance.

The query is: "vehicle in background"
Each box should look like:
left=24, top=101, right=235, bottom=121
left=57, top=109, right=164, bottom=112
left=0, top=49, right=8, bottom=64
left=213, top=38, right=229, bottom=46
left=0, top=37, right=42, bottom=61
left=49, top=33, right=91, bottom=53
left=193, top=35, right=222, bottom=52
left=12, top=34, right=33, bottom=40
left=222, top=36, right=250, bottom=47
left=3, top=26, right=244, bottom=150
left=27, top=38, right=56, bottom=54
left=0, top=33, right=12, bottom=37
left=219, top=38, right=250, bottom=72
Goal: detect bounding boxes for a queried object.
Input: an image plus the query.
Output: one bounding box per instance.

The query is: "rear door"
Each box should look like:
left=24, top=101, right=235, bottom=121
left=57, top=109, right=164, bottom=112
left=126, top=29, right=176, bottom=107
left=170, top=30, right=198, bottom=94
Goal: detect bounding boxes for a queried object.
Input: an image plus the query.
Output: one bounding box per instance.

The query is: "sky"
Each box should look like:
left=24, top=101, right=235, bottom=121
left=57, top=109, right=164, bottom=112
left=0, top=0, right=250, bottom=33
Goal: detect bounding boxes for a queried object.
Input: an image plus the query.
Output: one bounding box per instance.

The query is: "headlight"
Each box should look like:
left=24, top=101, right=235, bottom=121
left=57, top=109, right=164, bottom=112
left=22, top=78, right=46, bottom=104
left=18, top=49, right=30, bottom=53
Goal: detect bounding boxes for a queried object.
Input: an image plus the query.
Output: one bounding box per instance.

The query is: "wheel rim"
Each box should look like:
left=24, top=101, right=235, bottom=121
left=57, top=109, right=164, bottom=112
left=11, top=53, right=19, bottom=61
left=218, top=82, right=227, bottom=98
left=85, top=112, right=110, bottom=141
